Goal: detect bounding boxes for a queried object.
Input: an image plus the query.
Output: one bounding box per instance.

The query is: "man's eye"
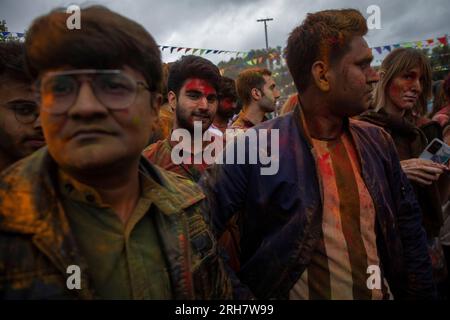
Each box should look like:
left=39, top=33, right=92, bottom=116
left=359, top=63, right=369, bottom=69
left=100, top=76, right=133, bottom=94
left=207, top=95, right=218, bottom=103
left=187, top=93, right=201, bottom=99
left=13, top=105, right=37, bottom=116
left=49, top=76, right=77, bottom=96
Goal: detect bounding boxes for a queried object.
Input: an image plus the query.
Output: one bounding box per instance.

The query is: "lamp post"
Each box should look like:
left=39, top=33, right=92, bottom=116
left=256, top=18, right=273, bottom=50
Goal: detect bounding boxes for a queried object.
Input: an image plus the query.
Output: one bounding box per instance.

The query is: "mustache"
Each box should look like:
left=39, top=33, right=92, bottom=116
left=23, top=133, right=45, bottom=142
left=191, top=111, right=212, bottom=118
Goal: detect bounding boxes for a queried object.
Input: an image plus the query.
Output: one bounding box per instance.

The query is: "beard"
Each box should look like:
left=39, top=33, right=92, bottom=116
left=216, top=106, right=237, bottom=120
left=259, top=95, right=276, bottom=113
left=175, top=105, right=213, bottom=133
left=0, top=127, right=27, bottom=162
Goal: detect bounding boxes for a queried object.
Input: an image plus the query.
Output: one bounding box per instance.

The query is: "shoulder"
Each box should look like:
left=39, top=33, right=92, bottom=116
left=143, top=139, right=170, bottom=162
left=145, top=160, right=205, bottom=209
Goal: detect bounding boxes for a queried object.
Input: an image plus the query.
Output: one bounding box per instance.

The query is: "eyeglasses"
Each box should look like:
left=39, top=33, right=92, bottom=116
left=36, top=69, right=150, bottom=115
left=1, top=101, right=40, bottom=124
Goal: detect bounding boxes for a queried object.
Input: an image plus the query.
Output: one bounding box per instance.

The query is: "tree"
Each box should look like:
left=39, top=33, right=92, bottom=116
left=0, top=19, right=7, bottom=32
left=429, top=44, right=450, bottom=81
left=0, top=20, right=8, bottom=42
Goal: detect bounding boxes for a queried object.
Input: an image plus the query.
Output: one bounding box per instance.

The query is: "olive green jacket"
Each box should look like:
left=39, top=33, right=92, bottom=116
left=0, top=148, right=232, bottom=299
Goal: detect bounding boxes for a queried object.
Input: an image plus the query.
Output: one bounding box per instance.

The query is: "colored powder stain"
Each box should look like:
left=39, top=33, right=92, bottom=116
left=132, top=116, right=141, bottom=125
left=184, top=78, right=215, bottom=96
left=318, top=152, right=333, bottom=177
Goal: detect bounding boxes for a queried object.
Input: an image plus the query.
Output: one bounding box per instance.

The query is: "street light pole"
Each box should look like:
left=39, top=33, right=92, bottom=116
left=257, top=18, right=273, bottom=50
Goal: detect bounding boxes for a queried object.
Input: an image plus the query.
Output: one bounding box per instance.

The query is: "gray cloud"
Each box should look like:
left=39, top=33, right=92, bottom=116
left=1, top=0, right=449, bottom=64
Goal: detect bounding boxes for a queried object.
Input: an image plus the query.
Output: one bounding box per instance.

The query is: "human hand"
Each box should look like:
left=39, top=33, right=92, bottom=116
left=400, top=158, right=448, bottom=186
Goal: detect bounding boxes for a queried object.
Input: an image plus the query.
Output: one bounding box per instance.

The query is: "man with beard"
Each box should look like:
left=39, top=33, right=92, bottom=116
left=209, top=76, right=239, bottom=136
left=0, top=41, right=44, bottom=172
left=231, top=67, right=280, bottom=130
left=144, top=55, right=221, bottom=182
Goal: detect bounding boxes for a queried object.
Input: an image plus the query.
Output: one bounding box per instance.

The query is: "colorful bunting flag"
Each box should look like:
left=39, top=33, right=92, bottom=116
left=438, top=36, right=448, bottom=46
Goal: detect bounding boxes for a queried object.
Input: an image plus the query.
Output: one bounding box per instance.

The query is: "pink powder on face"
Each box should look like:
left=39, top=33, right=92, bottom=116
left=184, top=79, right=216, bottom=96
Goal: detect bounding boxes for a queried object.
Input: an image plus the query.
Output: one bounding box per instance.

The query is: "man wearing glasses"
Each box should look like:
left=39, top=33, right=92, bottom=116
left=0, top=6, right=232, bottom=299
left=0, top=41, right=44, bottom=172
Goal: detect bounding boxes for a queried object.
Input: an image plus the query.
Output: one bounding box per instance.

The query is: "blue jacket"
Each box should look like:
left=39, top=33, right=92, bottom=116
left=201, top=106, right=436, bottom=299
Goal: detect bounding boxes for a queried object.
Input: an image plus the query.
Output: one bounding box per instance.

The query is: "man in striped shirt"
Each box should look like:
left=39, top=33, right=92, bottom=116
left=203, top=8, right=435, bottom=299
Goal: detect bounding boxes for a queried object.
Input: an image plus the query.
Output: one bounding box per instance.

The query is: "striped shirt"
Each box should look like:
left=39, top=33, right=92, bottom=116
left=290, top=131, right=391, bottom=300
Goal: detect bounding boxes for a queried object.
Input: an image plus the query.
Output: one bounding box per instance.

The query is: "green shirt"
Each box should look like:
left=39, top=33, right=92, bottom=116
left=58, top=168, right=172, bottom=299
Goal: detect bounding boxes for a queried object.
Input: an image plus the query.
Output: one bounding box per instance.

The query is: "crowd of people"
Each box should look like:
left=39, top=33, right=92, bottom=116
left=0, top=5, right=449, bottom=300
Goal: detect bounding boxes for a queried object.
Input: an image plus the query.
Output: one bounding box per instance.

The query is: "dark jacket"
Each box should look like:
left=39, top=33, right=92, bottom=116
left=358, top=110, right=444, bottom=238
left=0, top=148, right=232, bottom=299
left=202, top=106, right=436, bottom=299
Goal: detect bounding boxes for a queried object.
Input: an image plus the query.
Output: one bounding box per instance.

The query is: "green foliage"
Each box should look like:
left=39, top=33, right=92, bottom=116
left=429, top=44, right=450, bottom=81
left=0, top=20, right=7, bottom=32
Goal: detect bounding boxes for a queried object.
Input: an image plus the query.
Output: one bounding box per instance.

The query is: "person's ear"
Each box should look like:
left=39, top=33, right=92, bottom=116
left=168, top=91, right=177, bottom=110
left=251, top=87, right=262, bottom=101
left=150, top=92, right=162, bottom=115
left=311, top=60, right=331, bottom=92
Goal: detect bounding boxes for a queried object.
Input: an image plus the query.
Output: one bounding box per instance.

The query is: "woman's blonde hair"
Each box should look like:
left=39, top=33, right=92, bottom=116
left=373, top=48, right=432, bottom=117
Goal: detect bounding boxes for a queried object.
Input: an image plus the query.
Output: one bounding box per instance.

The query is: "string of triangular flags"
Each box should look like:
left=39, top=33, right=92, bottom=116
left=2, top=31, right=448, bottom=62
left=0, top=31, right=25, bottom=39
left=158, top=45, right=250, bottom=59
left=371, top=35, right=449, bottom=55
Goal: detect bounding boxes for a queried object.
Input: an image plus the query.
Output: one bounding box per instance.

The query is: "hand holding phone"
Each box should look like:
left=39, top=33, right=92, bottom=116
left=419, top=138, right=450, bottom=165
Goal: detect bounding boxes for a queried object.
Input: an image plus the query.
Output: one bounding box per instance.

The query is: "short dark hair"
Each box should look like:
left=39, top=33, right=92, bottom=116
left=218, top=76, right=237, bottom=101
left=0, top=41, right=30, bottom=83
left=286, top=9, right=368, bottom=93
left=236, top=67, right=271, bottom=105
left=167, top=55, right=221, bottom=96
left=25, top=5, right=162, bottom=92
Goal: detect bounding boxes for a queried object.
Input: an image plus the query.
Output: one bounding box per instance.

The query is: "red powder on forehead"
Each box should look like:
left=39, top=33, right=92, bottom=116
left=220, top=98, right=235, bottom=110
left=184, top=78, right=216, bottom=95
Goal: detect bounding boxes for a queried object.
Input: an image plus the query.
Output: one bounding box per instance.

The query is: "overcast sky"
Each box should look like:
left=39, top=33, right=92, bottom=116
left=1, top=0, right=449, bottom=64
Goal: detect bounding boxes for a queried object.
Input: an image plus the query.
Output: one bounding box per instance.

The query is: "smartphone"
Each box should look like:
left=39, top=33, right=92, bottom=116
left=419, top=138, right=450, bottom=165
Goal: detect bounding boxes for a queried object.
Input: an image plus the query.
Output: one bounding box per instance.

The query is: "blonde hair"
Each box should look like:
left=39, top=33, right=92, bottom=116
left=373, top=48, right=432, bottom=116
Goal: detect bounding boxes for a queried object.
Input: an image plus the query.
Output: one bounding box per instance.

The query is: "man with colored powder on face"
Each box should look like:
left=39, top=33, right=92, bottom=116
left=208, top=76, right=240, bottom=137
left=0, top=6, right=232, bottom=300
left=0, top=41, right=45, bottom=172
left=201, top=9, right=436, bottom=299
left=143, top=55, right=221, bottom=182
left=231, top=67, right=280, bottom=130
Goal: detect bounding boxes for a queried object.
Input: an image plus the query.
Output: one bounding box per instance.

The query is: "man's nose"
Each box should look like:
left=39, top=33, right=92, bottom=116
left=197, top=96, right=209, bottom=110
left=67, top=82, right=108, bottom=118
left=274, top=88, right=281, bottom=100
left=33, top=113, right=42, bottom=131
left=367, top=67, right=380, bottom=84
